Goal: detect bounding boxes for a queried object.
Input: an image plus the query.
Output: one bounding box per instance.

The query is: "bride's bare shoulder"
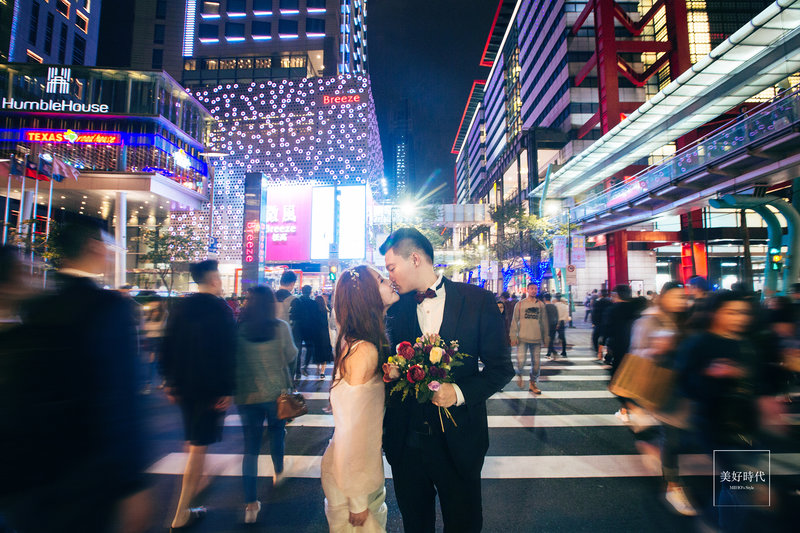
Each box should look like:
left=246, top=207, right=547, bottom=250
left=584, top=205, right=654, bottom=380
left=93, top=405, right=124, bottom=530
left=341, top=341, right=379, bottom=385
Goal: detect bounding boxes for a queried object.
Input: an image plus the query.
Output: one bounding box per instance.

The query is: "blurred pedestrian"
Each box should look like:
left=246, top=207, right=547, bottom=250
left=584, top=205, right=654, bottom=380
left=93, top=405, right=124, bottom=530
left=315, top=294, right=334, bottom=377
left=235, top=286, right=297, bottom=523
left=161, top=260, right=236, bottom=529
left=583, top=291, right=594, bottom=322
left=554, top=293, right=570, bottom=358
left=510, top=284, right=549, bottom=394
left=496, top=299, right=511, bottom=345
left=0, top=246, right=28, bottom=329
left=543, top=293, right=558, bottom=359
left=291, top=285, right=322, bottom=378
left=628, top=282, right=696, bottom=516
left=142, top=296, right=168, bottom=394
left=1, top=221, right=151, bottom=533
left=275, top=270, right=298, bottom=322
left=602, top=284, right=641, bottom=372
left=592, top=289, right=611, bottom=360
left=675, top=291, right=762, bottom=529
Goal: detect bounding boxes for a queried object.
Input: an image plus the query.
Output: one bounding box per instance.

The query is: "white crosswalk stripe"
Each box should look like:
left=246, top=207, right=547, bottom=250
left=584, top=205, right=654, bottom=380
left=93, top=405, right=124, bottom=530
left=147, top=452, right=800, bottom=479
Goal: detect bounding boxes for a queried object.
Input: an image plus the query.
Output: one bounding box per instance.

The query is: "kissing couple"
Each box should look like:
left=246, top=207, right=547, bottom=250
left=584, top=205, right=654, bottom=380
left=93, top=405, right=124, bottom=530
left=321, top=227, right=514, bottom=532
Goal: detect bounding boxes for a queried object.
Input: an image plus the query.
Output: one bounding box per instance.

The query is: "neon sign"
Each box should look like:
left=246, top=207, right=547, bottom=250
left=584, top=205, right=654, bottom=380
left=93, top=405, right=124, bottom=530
left=23, top=129, right=123, bottom=144
left=173, top=148, right=192, bottom=169
left=321, top=94, right=362, bottom=105
left=244, top=221, right=258, bottom=263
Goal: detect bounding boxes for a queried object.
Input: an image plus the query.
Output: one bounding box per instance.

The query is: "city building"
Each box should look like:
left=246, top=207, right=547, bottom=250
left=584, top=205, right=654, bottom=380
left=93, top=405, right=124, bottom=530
left=452, top=0, right=794, bottom=295
left=3, top=0, right=103, bottom=66
left=389, top=98, right=413, bottom=198
left=0, top=62, right=213, bottom=288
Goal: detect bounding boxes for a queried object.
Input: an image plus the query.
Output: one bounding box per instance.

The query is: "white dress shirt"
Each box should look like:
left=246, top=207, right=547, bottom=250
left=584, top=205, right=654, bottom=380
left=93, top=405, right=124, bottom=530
left=416, top=275, right=466, bottom=406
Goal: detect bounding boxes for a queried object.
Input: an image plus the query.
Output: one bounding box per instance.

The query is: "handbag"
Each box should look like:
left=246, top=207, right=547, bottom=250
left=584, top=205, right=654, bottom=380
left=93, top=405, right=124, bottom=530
left=276, top=391, right=308, bottom=420
left=276, top=363, right=307, bottom=420
left=608, top=353, right=676, bottom=412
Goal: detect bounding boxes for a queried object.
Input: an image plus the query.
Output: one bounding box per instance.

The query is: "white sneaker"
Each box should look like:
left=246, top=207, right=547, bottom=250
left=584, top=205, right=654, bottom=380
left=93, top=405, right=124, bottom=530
left=665, top=485, right=698, bottom=516
left=244, top=501, right=261, bottom=523
left=614, top=409, right=630, bottom=424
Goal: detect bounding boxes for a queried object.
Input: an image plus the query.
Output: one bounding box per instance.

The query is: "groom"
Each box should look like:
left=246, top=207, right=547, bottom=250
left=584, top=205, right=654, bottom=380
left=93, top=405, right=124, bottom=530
left=380, top=228, right=514, bottom=532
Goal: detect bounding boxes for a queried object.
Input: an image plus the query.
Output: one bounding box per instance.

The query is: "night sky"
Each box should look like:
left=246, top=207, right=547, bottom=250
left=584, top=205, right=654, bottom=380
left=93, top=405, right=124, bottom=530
left=368, top=0, right=499, bottom=203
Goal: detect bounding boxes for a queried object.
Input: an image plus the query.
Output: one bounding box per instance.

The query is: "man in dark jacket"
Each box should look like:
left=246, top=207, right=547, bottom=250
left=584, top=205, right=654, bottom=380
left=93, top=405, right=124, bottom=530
left=592, top=289, right=612, bottom=359
left=602, top=284, right=641, bottom=373
left=290, top=284, right=323, bottom=377
left=161, top=260, right=236, bottom=529
left=2, top=221, right=150, bottom=532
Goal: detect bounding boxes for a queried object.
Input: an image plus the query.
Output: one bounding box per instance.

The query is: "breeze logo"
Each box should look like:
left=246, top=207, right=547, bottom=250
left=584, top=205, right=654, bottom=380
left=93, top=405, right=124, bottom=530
left=46, top=67, right=71, bottom=95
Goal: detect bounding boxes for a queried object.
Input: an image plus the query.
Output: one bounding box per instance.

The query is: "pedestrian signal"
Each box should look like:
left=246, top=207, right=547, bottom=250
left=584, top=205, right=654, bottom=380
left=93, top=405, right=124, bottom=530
left=769, top=247, right=783, bottom=271
left=329, top=264, right=337, bottom=281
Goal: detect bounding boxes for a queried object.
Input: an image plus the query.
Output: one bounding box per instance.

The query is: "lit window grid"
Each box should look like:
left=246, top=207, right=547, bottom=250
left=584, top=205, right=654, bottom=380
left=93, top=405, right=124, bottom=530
left=178, top=75, right=383, bottom=263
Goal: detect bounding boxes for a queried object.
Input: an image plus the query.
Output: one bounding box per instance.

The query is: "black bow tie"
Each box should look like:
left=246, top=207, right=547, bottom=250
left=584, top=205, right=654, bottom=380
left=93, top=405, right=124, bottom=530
left=415, top=288, right=437, bottom=304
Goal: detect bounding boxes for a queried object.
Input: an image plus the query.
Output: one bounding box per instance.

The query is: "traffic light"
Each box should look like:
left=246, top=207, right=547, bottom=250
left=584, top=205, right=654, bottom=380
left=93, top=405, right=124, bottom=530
left=329, top=264, right=338, bottom=281
left=769, top=247, right=783, bottom=271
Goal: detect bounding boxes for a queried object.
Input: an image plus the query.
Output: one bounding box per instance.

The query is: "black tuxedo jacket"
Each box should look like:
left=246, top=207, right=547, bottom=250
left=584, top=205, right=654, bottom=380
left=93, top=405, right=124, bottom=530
left=383, top=277, right=514, bottom=479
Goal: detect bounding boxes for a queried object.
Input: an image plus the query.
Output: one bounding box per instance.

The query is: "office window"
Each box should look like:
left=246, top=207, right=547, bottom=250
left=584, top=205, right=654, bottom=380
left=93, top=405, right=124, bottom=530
left=253, top=0, right=272, bottom=14
left=251, top=20, right=271, bottom=39
left=254, top=57, right=271, bottom=68
left=75, top=11, right=89, bottom=33
left=279, top=0, right=299, bottom=14
left=72, top=34, right=85, bottom=65
left=199, top=24, right=218, bottom=39
left=219, top=58, right=237, bottom=70
left=26, top=49, right=44, bottom=63
left=307, top=0, right=326, bottom=12
left=278, top=19, right=298, bottom=37
left=202, top=1, right=220, bottom=15
left=154, top=24, right=165, bottom=44
left=57, top=0, right=70, bottom=18
left=184, top=59, right=197, bottom=71
left=237, top=58, right=252, bottom=69
left=227, top=0, right=246, bottom=14
left=58, top=22, right=67, bottom=63
left=44, top=13, right=54, bottom=54
left=306, top=17, right=324, bottom=36
left=225, top=22, right=245, bottom=40
left=82, top=0, right=91, bottom=12
left=29, top=2, right=41, bottom=45
left=155, top=0, right=167, bottom=19
left=152, top=49, right=163, bottom=69
left=202, top=58, right=219, bottom=70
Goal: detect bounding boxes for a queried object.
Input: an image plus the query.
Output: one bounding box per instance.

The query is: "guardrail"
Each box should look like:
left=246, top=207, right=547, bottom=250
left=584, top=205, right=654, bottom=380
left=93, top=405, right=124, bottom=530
left=570, top=87, right=800, bottom=222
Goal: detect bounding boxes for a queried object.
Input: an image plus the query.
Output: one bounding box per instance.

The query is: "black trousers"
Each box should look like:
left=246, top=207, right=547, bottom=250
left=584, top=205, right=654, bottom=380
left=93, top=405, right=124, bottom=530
left=391, top=432, right=482, bottom=533
left=557, top=321, right=567, bottom=354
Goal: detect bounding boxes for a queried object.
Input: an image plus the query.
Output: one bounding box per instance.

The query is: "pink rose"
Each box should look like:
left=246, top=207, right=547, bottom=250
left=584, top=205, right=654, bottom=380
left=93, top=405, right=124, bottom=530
left=396, top=341, right=415, bottom=360
left=406, top=364, right=425, bottom=384
left=382, top=363, right=400, bottom=383
left=428, top=381, right=441, bottom=392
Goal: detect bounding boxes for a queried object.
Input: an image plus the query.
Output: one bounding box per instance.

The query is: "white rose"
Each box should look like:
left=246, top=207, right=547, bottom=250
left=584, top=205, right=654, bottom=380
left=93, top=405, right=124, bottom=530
left=429, top=346, right=444, bottom=364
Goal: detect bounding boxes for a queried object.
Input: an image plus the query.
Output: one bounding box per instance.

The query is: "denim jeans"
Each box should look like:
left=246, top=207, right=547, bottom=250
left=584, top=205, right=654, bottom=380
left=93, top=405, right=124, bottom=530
left=518, top=342, right=542, bottom=383
left=238, top=402, right=286, bottom=502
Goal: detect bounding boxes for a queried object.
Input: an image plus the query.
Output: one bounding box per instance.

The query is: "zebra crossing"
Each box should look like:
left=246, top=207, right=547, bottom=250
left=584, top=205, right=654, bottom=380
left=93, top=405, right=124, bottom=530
left=142, top=327, right=799, bottom=532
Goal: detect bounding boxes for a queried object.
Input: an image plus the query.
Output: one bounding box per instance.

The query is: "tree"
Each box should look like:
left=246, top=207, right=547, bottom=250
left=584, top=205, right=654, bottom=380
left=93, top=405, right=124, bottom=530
left=137, top=226, right=205, bottom=295
left=487, top=203, right=575, bottom=289
left=2, top=220, right=65, bottom=268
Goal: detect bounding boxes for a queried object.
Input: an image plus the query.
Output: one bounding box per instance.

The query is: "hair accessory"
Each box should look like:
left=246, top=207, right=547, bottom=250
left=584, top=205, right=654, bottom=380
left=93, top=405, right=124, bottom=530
left=349, top=268, right=360, bottom=279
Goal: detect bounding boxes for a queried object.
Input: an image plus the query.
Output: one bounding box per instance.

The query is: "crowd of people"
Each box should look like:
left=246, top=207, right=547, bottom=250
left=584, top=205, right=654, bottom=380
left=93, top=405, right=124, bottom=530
left=1, top=219, right=797, bottom=532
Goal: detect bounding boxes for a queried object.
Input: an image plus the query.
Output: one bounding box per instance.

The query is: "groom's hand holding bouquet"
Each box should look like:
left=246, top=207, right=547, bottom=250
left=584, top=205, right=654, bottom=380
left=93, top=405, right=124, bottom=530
left=382, top=333, right=467, bottom=431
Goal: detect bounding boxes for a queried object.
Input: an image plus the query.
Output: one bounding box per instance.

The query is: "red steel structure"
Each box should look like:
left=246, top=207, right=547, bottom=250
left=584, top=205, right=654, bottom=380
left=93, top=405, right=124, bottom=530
left=571, top=0, right=691, bottom=139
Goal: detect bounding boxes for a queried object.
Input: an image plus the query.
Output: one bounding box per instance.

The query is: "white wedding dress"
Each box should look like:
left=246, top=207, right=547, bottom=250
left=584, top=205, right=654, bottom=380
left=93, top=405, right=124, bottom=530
left=321, top=356, right=387, bottom=533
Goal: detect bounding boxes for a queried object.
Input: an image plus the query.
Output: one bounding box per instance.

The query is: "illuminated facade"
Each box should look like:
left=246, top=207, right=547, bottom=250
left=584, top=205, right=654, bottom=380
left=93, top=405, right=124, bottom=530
left=0, top=63, right=213, bottom=287
left=190, top=73, right=382, bottom=267
left=3, top=0, right=103, bottom=66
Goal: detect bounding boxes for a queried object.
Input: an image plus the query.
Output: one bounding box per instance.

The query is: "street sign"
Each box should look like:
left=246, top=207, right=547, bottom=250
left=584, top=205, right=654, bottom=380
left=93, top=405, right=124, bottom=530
left=565, top=264, right=577, bottom=285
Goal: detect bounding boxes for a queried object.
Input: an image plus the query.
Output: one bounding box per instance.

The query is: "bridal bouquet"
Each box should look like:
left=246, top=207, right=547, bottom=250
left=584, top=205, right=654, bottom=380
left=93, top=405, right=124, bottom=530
left=382, top=333, right=467, bottom=430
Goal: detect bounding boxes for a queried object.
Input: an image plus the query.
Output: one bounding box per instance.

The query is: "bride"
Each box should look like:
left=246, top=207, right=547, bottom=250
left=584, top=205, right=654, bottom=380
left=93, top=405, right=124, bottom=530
left=321, top=265, right=398, bottom=532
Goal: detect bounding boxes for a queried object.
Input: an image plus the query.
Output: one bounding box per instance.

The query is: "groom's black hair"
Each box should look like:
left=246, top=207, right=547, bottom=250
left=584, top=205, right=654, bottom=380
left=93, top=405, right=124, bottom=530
left=379, top=227, right=434, bottom=264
